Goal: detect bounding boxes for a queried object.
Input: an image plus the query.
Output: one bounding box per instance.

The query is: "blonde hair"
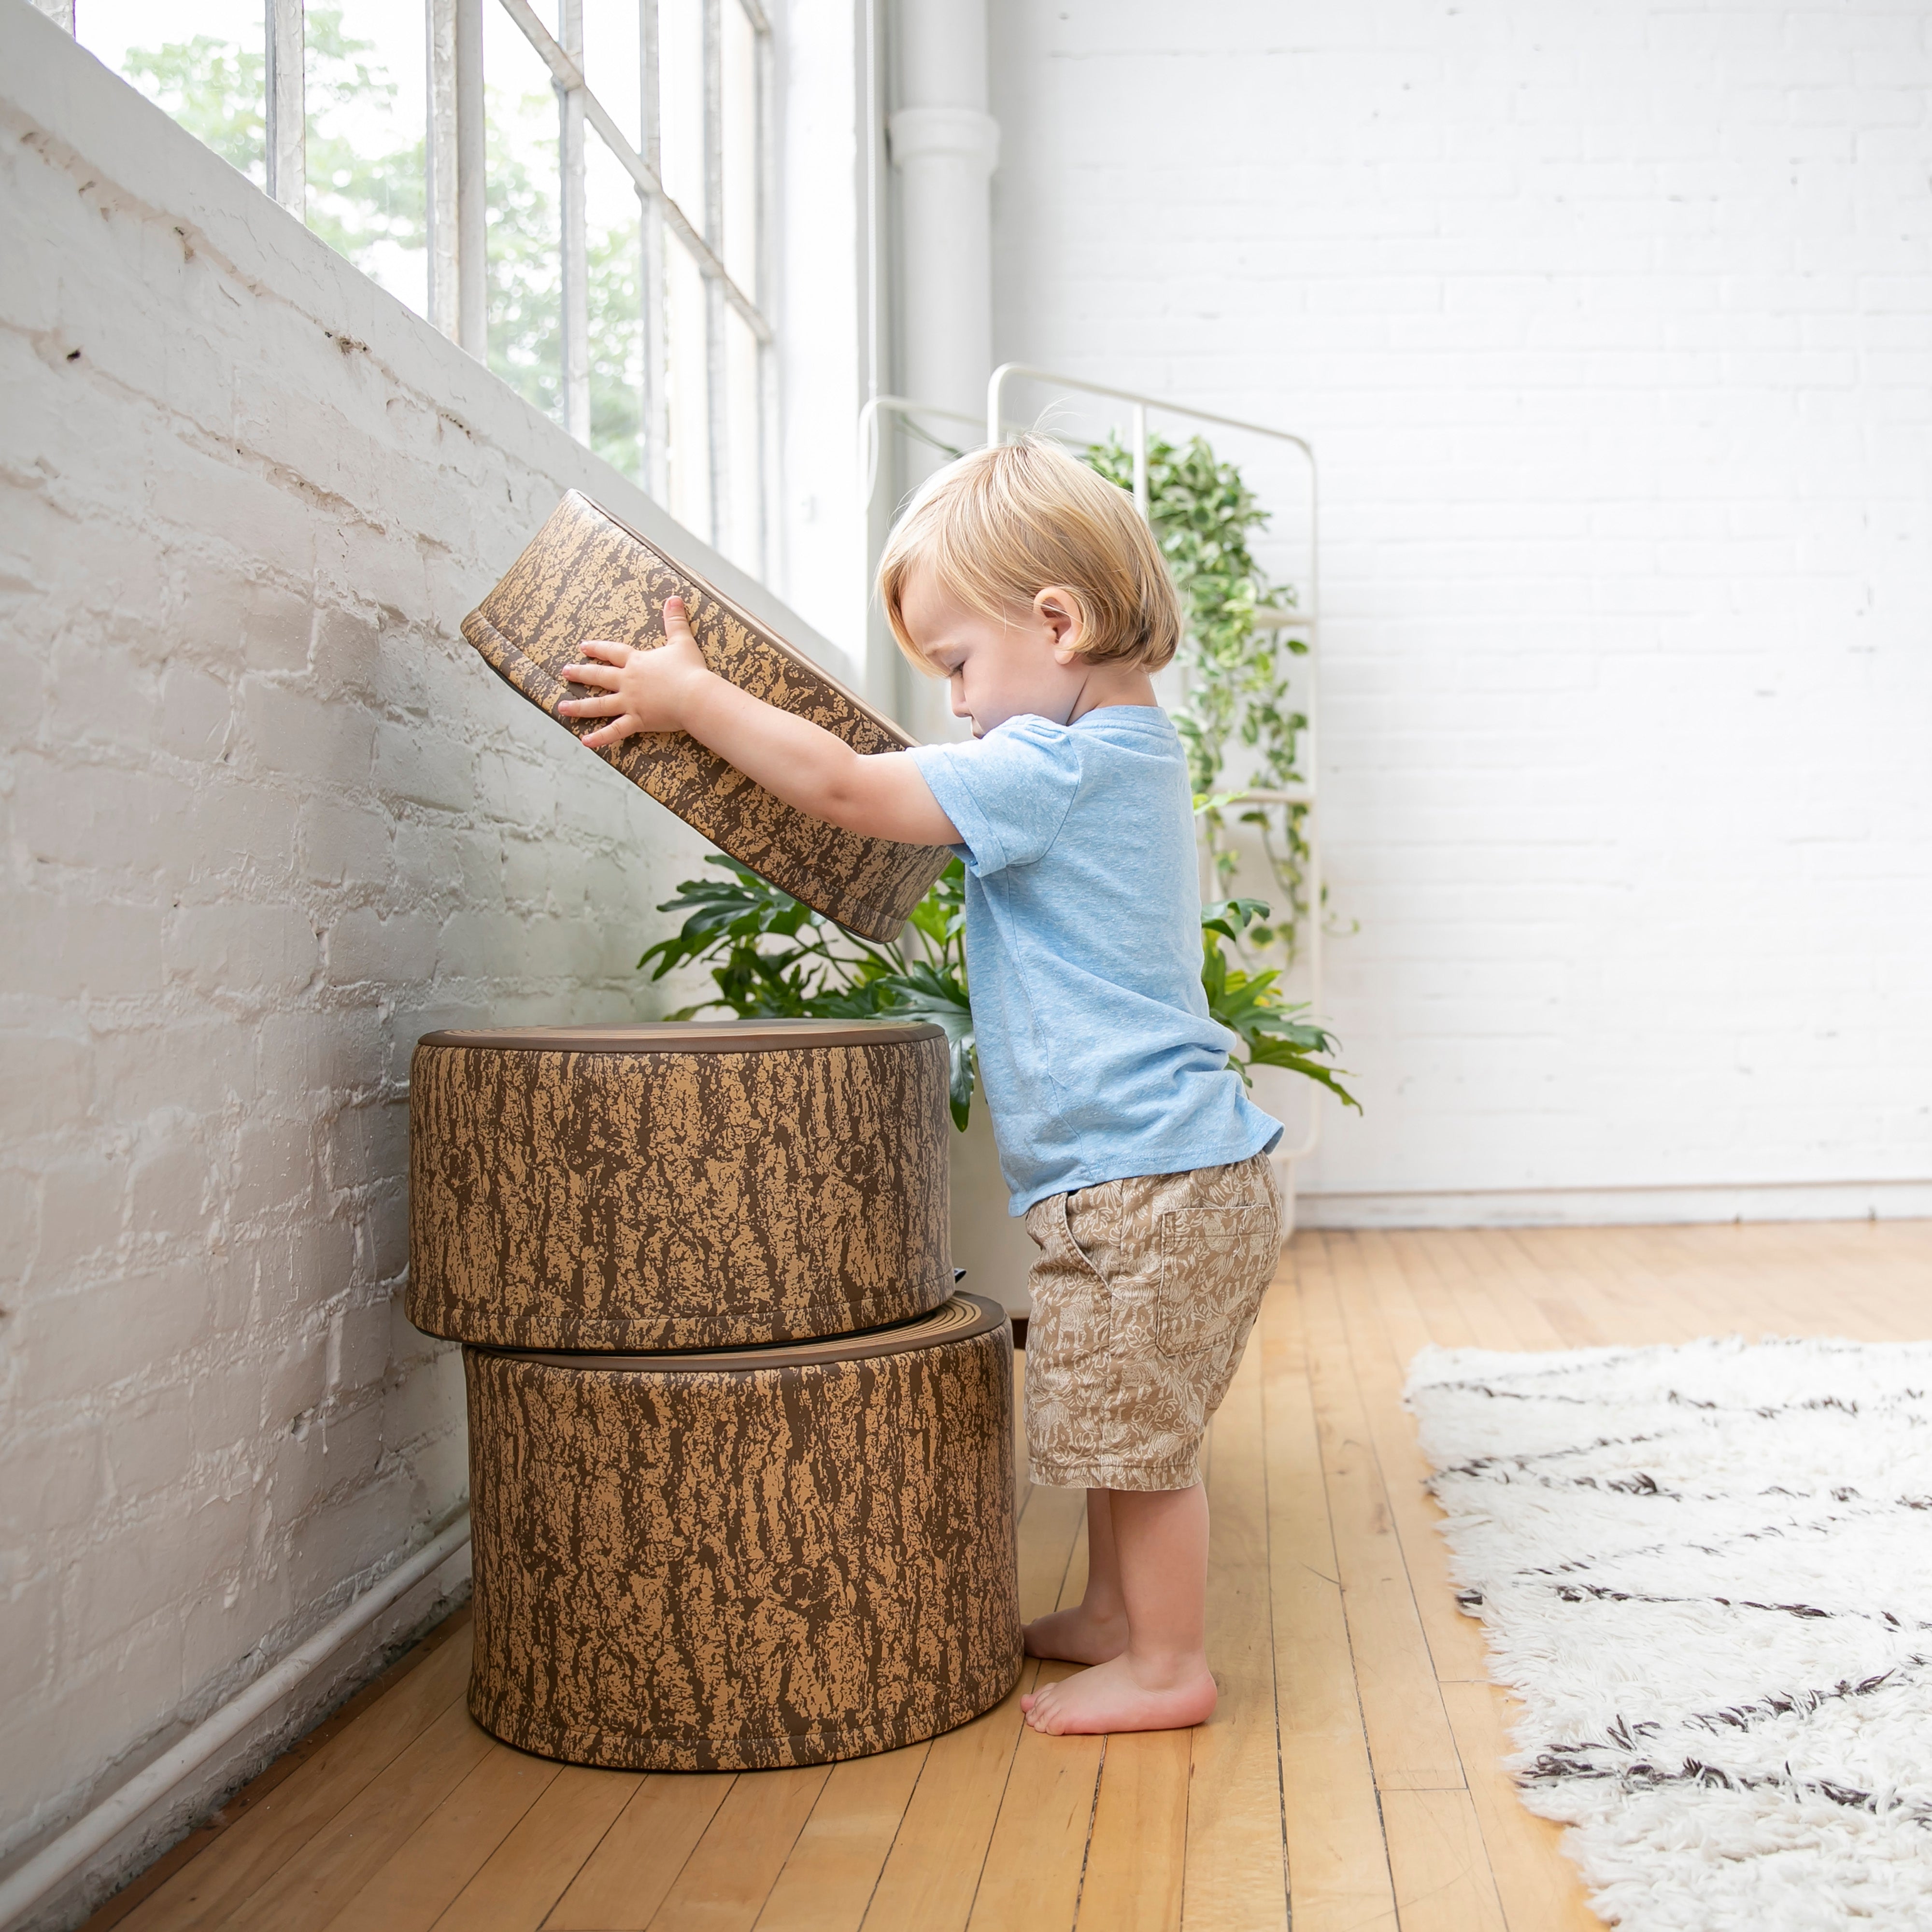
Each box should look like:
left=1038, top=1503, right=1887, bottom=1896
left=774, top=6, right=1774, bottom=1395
left=877, top=436, right=1181, bottom=674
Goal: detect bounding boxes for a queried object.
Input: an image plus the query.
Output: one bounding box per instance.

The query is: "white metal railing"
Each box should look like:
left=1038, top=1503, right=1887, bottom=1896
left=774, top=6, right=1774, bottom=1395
left=242, top=0, right=777, bottom=569
left=856, top=394, right=984, bottom=509
left=860, top=372, right=1327, bottom=1167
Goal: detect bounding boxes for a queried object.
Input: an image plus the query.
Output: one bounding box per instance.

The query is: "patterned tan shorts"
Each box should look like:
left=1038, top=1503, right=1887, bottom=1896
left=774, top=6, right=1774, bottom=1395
left=1021, top=1151, right=1282, bottom=1492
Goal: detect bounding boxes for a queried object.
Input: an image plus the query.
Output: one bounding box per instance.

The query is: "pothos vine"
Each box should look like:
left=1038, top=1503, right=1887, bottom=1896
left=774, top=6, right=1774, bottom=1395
left=1083, top=432, right=1317, bottom=967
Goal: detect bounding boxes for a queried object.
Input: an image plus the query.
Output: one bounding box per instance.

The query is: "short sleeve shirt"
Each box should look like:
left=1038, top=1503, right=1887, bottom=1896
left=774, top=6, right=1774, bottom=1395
left=907, top=707, right=1281, bottom=1214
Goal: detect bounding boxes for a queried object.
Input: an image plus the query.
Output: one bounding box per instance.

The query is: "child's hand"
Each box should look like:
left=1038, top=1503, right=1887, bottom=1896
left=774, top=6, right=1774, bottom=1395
left=558, top=597, right=711, bottom=749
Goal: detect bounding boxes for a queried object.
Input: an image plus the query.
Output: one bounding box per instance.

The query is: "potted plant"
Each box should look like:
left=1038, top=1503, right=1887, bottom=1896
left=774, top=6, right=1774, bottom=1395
left=637, top=858, right=1353, bottom=1312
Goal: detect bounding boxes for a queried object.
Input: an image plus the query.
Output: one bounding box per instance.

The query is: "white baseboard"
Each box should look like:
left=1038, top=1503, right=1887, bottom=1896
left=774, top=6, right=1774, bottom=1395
left=1295, top=1178, right=1932, bottom=1230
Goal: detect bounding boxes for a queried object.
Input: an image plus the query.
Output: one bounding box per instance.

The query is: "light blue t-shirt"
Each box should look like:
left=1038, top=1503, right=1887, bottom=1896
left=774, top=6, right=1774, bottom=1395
left=907, top=706, right=1281, bottom=1215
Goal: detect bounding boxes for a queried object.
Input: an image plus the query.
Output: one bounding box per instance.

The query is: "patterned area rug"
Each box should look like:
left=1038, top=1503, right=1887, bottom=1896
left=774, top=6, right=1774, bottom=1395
left=1405, top=1337, right=1932, bottom=1930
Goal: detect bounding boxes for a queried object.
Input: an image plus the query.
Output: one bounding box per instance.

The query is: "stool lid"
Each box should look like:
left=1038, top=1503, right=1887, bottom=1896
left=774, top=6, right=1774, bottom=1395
left=417, top=1018, right=945, bottom=1054
left=476, top=1292, right=1008, bottom=1372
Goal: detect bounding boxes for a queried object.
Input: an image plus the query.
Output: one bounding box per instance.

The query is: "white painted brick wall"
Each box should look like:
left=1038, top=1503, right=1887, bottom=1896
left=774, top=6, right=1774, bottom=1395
left=0, top=6, right=865, bottom=1915
left=988, top=0, right=1932, bottom=1224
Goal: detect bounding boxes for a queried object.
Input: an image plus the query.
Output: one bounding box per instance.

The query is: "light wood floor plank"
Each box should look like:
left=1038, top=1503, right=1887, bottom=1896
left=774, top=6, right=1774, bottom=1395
left=964, top=1662, right=1101, bottom=1932
left=86, top=1618, right=476, bottom=1932
left=116, top=1629, right=474, bottom=1932
left=861, top=1667, right=1033, bottom=1932
left=1073, top=1730, right=1190, bottom=1932
left=1258, top=1281, right=1399, bottom=1932
left=1459, top=1229, right=1585, bottom=1353
left=861, top=1460, right=1082, bottom=1930
left=646, top=1767, right=830, bottom=1932
left=318, top=1744, right=558, bottom=1932
left=1439, top=1681, right=1599, bottom=1932
left=1379, top=1788, right=1508, bottom=1932
left=1182, top=1337, right=1287, bottom=1932
left=1487, top=1227, right=1621, bottom=1351
left=1577, top=1227, right=1721, bottom=1344
left=752, top=1747, right=929, bottom=1932
left=431, top=1765, right=639, bottom=1932
left=1425, top=1231, right=1527, bottom=1354
left=544, top=1775, right=737, bottom=1932
left=1344, top=1234, right=1499, bottom=1685
left=874, top=1459, right=1090, bottom=1928
left=1299, top=1239, right=1466, bottom=1789
left=221, top=1696, right=495, bottom=1932
left=1382, top=1231, right=1482, bottom=1353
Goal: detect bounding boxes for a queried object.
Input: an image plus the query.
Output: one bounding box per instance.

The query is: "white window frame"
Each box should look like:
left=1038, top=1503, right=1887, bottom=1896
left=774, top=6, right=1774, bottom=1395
left=256, top=0, right=776, bottom=572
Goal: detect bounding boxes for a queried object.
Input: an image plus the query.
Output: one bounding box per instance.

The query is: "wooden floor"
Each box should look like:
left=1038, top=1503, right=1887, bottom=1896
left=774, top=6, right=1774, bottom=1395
left=90, top=1221, right=1932, bottom=1932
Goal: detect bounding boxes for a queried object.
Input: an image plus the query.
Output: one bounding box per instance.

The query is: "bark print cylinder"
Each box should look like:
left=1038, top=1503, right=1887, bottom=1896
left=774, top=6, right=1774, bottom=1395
left=408, top=1019, right=953, bottom=1353
left=464, top=1294, right=1021, bottom=1771
left=461, top=490, right=952, bottom=941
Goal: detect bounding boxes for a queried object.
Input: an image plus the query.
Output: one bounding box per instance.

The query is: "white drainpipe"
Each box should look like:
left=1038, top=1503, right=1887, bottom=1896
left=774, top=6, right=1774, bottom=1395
left=883, top=0, right=998, bottom=740
left=887, top=0, right=1000, bottom=423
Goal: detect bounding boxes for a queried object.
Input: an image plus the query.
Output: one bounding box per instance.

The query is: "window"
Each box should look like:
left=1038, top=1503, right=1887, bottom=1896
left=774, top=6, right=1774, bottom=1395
left=75, top=0, right=775, bottom=575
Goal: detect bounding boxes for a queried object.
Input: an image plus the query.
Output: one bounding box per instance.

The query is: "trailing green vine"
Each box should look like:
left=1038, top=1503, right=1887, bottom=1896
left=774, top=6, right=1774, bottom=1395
left=1084, top=433, right=1314, bottom=965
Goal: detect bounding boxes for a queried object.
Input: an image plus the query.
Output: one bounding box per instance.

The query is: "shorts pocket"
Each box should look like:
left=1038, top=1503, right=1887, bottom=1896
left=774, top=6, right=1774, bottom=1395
left=1155, top=1205, right=1277, bottom=1359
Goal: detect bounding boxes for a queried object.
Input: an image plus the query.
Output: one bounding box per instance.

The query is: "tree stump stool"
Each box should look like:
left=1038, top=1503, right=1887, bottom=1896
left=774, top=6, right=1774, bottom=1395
left=461, top=490, right=953, bottom=940
left=408, top=1020, right=956, bottom=1352
left=465, top=1295, right=1018, bottom=1770
left=407, top=1018, right=1022, bottom=1772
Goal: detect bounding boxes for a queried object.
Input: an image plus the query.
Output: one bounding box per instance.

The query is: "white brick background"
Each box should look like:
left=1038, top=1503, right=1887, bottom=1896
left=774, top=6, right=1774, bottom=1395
left=988, top=0, right=1932, bottom=1224
left=0, top=9, right=864, bottom=1908
left=6, top=0, right=1931, bottom=1912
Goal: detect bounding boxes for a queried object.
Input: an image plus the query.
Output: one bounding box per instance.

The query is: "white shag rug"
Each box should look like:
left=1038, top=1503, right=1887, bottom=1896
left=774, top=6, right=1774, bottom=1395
left=1405, top=1336, right=1932, bottom=1931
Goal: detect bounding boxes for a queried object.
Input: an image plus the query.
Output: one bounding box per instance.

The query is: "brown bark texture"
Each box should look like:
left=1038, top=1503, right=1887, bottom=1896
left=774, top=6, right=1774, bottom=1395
left=461, top=490, right=952, bottom=940
left=464, top=1294, right=1022, bottom=1770
left=407, top=1022, right=955, bottom=1352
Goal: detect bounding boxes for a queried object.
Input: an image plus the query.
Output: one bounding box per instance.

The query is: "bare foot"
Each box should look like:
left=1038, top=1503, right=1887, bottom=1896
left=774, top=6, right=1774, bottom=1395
left=1020, top=1653, right=1217, bottom=1735
left=1023, top=1602, right=1128, bottom=1665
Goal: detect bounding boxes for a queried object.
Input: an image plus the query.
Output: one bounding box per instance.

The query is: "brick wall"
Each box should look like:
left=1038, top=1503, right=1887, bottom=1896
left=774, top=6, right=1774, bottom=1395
left=0, top=9, right=862, bottom=1913
left=988, top=0, right=1932, bottom=1223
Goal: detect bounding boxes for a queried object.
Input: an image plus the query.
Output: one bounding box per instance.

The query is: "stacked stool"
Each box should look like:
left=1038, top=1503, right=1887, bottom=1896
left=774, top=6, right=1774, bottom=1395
left=407, top=1016, right=1022, bottom=1772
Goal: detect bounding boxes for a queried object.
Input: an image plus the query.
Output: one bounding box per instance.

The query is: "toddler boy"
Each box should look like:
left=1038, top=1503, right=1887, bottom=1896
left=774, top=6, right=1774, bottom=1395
left=560, top=437, right=1283, bottom=1735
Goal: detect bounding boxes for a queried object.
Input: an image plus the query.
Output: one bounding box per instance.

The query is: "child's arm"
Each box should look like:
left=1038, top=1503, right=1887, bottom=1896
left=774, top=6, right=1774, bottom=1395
left=558, top=597, right=959, bottom=847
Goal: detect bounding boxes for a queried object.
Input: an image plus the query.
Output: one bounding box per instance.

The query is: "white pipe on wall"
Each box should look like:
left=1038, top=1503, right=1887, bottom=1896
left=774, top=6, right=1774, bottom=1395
left=884, top=0, right=997, bottom=739
left=887, top=0, right=998, bottom=422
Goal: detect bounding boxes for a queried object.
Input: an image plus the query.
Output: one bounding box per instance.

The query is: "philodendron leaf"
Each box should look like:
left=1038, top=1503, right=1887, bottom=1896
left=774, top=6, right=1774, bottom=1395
left=874, top=960, right=976, bottom=1128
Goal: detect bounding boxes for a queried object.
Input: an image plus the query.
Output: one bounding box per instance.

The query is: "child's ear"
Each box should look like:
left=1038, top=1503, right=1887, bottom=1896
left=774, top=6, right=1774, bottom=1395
left=1035, top=586, right=1084, bottom=664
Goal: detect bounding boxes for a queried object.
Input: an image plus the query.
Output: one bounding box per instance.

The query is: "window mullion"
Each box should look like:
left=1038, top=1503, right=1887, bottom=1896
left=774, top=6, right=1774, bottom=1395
left=264, top=0, right=306, bottom=216
left=426, top=0, right=459, bottom=340
left=558, top=0, right=590, bottom=443
left=702, top=0, right=727, bottom=549
left=755, top=13, right=775, bottom=580
left=639, top=0, right=667, bottom=499
left=456, top=0, right=487, bottom=356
